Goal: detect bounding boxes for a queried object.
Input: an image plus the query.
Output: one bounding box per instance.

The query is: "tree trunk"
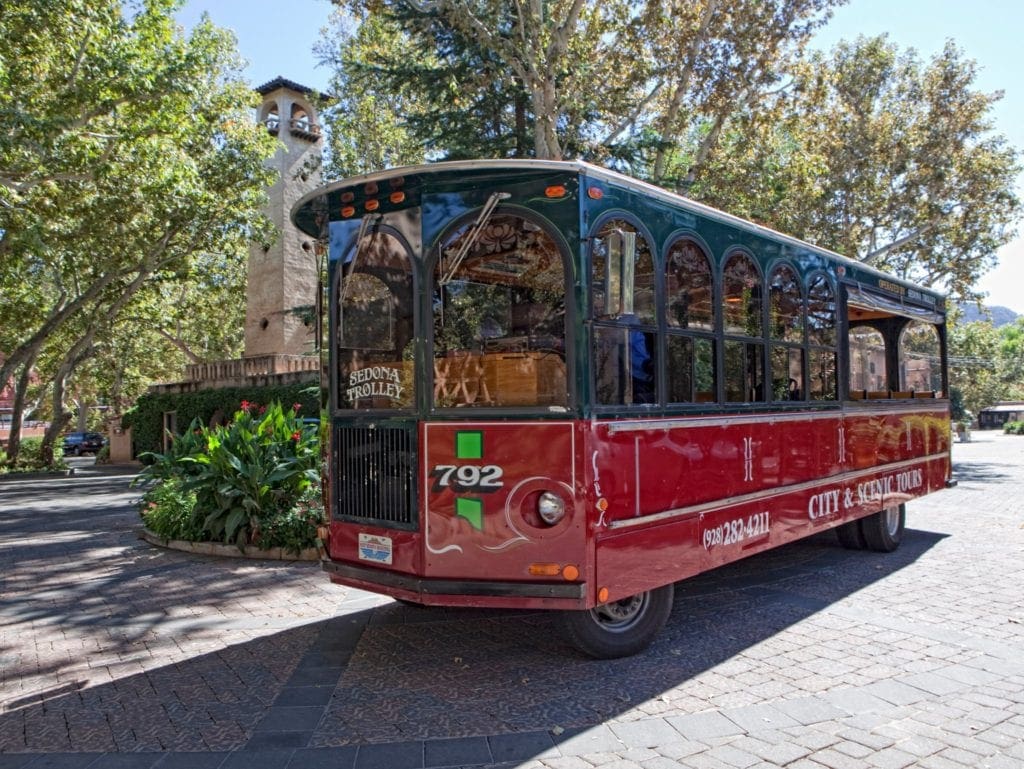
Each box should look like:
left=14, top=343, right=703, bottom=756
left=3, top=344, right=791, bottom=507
left=3, top=364, right=33, bottom=466
left=42, top=359, right=77, bottom=467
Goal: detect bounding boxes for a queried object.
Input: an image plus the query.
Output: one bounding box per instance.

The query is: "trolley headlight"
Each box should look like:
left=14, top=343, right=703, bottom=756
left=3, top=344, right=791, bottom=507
left=537, top=491, right=566, bottom=525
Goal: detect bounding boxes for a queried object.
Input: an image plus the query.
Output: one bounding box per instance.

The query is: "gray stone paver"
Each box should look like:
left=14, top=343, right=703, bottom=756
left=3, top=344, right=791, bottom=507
left=2, top=434, right=1024, bottom=767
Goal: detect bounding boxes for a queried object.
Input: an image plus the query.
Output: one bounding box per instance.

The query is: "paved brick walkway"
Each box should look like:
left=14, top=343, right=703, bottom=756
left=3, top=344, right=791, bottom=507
left=0, top=432, right=1022, bottom=768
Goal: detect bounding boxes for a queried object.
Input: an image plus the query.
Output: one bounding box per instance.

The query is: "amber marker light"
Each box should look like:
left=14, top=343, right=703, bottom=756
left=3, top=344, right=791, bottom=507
left=598, top=587, right=610, bottom=603
left=340, top=191, right=355, bottom=203
left=587, top=186, right=604, bottom=200
left=561, top=564, right=580, bottom=581
left=341, top=206, right=355, bottom=218
left=390, top=191, right=406, bottom=204
left=365, top=199, right=380, bottom=212
left=545, top=185, right=567, bottom=198
left=596, top=498, right=609, bottom=512
left=364, top=182, right=379, bottom=195
left=529, top=563, right=561, bottom=576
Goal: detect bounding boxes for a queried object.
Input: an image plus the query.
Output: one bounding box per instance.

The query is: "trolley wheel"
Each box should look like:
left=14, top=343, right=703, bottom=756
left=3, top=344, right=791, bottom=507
left=561, top=583, right=674, bottom=659
left=859, top=504, right=905, bottom=553
left=836, top=519, right=867, bottom=550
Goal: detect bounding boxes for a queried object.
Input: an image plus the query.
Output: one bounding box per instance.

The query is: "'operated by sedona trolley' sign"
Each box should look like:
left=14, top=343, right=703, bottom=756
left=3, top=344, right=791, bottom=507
left=292, top=159, right=953, bottom=658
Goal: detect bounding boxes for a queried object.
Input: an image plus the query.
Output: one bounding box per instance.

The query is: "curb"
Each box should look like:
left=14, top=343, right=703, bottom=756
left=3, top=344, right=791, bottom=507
left=137, top=527, right=321, bottom=561
left=0, top=467, right=75, bottom=482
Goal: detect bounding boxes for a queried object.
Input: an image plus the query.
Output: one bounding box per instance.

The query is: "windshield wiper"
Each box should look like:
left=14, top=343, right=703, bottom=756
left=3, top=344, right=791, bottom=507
left=439, top=191, right=510, bottom=285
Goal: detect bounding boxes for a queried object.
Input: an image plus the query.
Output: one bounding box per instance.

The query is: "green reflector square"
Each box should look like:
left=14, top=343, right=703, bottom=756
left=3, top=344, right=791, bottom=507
left=455, top=497, right=484, bottom=531
left=455, top=430, right=483, bottom=460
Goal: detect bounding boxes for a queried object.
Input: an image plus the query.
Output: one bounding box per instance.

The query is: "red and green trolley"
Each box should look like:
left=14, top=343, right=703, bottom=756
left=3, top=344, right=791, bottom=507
left=292, top=160, right=952, bottom=658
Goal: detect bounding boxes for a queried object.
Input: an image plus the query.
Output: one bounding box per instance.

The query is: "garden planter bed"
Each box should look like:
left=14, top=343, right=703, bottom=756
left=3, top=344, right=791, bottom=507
left=138, top=527, right=320, bottom=561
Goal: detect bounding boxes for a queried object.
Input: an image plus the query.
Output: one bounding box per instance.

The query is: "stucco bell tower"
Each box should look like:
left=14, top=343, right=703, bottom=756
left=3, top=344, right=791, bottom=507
left=245, top=77, right=323, bottom=359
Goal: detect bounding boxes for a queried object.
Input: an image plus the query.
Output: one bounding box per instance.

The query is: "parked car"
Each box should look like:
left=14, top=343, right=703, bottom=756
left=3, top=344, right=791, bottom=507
left=62, top=432, right=105, bottom=456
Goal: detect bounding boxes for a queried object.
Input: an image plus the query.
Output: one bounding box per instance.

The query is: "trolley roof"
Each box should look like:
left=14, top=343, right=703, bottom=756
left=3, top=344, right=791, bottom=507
left=292, top=159, right=946, bottom=307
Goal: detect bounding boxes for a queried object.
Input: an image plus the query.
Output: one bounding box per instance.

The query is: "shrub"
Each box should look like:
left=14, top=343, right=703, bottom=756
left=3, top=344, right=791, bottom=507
left=140, top=477, right=205, bottom=541
left=1005, top=421, right=1024, bottom=435
left=0, top=437, right=67, bottom=473
left=123, top=382, right=321, bottom=457
left=257, top=485, right=326, bottom=553
left=136, top=401, right=320, bottom=547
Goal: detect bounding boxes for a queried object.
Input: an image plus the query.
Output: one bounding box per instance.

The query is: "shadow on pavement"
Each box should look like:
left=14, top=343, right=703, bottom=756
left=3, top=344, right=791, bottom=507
left=0, top=470, right=948, bottom=757
left=951, top=460, right=1013, bottom=485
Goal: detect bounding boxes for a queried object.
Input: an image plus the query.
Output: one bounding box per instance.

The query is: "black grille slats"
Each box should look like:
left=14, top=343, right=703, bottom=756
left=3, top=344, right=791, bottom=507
left=334, top=424, right=418, bottom=529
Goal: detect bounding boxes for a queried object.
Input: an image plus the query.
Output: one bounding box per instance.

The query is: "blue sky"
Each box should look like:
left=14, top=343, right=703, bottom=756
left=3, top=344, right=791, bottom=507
left=176, top=0, right=1024, bottom=313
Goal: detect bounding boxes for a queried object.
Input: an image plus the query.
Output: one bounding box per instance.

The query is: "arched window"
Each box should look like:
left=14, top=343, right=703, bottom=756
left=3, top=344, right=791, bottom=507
left=591, top=218, right=657, bottom=406
left=666, top=239, right=714, bottom=330
left=722, top=252, right=764, bottom=402
left=336, top=230, right=415, bottom=410
left=291, top=104, right=311, bottom=131
left=433, top=212, right=567, bottom=408
left=768, top=264, right=804, bottom=401
left=899, top=322, right=942, bottom=394
left=806, top=274, right=837, bottom=400
left=262, top=102, right=280, bottom=134
left=665, top=239, right=715, bottom=403
left=849, top=326, right=887, bottom=392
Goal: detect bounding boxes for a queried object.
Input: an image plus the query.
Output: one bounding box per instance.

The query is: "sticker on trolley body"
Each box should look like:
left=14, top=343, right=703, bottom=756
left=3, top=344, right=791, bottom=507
left=358, top=533, right=393, bottom=564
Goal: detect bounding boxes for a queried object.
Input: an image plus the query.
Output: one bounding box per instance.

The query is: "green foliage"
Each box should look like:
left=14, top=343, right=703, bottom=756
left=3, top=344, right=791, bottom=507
left=693, top=36, right=1020, bottom=299
left=1003, top=421, right=1024, bottom=435
left=321, top=0, right=839, bottom=164
left=258, top=485, right=327, bottom=554
left=949, top=387, right=967, bottom=423
left=0, top=437, right=66, bottom=473
left=140, top=477, right=205, bottom=542
left=0, top=0, right=277, bottom=460
left=123, top=383, right=321, bottom=457
left=135, top=401, right=320, bottom=548
left=949, top=318, right=1024, bottom=418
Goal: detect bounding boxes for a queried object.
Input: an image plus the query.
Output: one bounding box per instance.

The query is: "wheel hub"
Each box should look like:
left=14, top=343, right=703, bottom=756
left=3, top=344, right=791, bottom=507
left=884, top=506, right=900, bottom=537
left=592, top=593, right=648, bottom=631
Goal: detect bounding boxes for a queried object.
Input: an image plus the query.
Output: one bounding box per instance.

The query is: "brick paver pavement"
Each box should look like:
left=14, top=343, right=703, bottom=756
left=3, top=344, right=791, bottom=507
left=0, top=431, right=1022, bottom=768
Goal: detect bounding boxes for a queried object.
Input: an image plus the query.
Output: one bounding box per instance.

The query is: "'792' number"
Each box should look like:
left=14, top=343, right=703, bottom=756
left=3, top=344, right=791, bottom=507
left=430, top=464, right=504, bottom=493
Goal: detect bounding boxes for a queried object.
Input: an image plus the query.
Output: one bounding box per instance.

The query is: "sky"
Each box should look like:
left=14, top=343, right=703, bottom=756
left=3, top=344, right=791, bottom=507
left=176, top=0, right=1024, bottom=314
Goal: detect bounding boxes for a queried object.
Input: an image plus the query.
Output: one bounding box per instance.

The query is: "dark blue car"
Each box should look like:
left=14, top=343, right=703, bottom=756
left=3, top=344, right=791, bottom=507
left=62, top=432, right=104, bottom=456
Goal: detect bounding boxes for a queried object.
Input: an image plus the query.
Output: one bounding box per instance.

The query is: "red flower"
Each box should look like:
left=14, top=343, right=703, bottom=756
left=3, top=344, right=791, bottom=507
left=258, top=405, right=267, bottom=414
left=292, top=402, right=302, bottom=412
left=291, top=431, right=301, bottom=442
left=240, top=400, right=252, bottom=411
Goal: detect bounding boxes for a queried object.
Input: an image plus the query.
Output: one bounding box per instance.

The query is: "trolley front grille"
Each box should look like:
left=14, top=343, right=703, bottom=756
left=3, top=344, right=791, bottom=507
left=334, top=423, right=418, bottom=529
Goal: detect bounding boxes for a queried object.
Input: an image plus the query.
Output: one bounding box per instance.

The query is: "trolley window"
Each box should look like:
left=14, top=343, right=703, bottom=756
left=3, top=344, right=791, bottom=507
left=432, top=212, right=568, bottom=408
left=335, top=229, right=416, bottom=410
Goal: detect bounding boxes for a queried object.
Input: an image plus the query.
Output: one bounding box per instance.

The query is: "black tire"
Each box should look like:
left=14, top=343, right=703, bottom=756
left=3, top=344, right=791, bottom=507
left=859, top=504, right=905, bottom=553
left=561, top=583, right=674, bottom=659
left=836, top=519, right=867, bottom=550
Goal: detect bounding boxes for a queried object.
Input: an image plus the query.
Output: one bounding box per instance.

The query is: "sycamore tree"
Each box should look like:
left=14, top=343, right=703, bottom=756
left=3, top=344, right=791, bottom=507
left=321, top=0, right=841, bottom=172
left=319, top=6, right=1018, bottom=306
left=317, top=10, right=432, bottom=178
left=693, top=36, right=1020, bottom=298
left=0, top=0, right=277, bottom=465
left=947, top=318, right=1024, bottom=419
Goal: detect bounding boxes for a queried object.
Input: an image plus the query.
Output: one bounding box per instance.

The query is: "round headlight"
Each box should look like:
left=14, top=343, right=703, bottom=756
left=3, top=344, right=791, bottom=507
left=537, top=491, right=566, bottom=525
